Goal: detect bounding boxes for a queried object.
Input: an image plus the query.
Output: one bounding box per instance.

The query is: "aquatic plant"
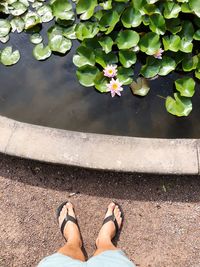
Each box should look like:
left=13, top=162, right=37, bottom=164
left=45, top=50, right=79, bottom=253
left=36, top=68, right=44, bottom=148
left=0, top=0, right=200, bottom=116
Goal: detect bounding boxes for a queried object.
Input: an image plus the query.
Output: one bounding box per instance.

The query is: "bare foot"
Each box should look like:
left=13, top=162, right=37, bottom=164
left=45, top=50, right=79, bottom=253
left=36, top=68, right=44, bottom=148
left=58, top=202, right=82, bottom=247
left=96, top=202, right=122, bottom=247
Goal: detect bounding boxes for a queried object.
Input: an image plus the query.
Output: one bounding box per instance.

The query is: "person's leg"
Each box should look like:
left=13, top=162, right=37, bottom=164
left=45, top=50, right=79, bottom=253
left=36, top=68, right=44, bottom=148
left=57, top=202, right=85, bottom=262
left=94, top=202, right=122, bottom=256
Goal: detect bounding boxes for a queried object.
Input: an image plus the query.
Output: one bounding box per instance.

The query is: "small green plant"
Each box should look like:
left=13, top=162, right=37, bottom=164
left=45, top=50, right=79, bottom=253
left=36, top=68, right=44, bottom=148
left=0, top=0, right=200, bottom=117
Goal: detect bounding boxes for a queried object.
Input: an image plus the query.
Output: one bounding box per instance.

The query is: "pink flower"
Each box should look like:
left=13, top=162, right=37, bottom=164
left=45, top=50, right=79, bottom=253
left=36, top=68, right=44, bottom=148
left=103, top=64, right=117, bottom=78
left=153, top=48, right=164, bottom=59
left=106, top=78, right=123, bottom=97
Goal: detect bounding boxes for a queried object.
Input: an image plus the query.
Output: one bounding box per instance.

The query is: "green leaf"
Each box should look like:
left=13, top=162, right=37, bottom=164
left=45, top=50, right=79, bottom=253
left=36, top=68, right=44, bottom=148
left=11, top=2, right=27, bottom=16
left=48, top=26, right=72, bottom=54
left=51, top=0, right=73, bottom=20
left=37, top=5, right=54, bottom=23
left=10, top=17, right=24, bottom=33
left=140, top=57, right=160, bottom=78
left=33, top=43, right=52, bottom=60
left=175, top=77, right=195, bottom=97
left=119, top=50, right=137, bottom=68
left=121, top=7, right=142, bottom=28
left=117, top=67, right=133, bottom=85
left=149, top=14, right=166, bottom=35
left=98, top=36, right=113, bottom=54
left=23, top=11, right=41, bottom=29
left=99, top=10, right=120, bottom=34
left=130, top=77, right=150, bottom=96
left=165, top=93, right=192, bottom=117
left=0, top=35, right=9, bottom=44
left=116, top=30, right=140, bottom=49
left=75, top=22, right=99, bottom=41
left=95, top=50, right=118, bottom=68
left=0, top=20, right=11, bottom=38
left=180, top=38, right=193, bottom=53
left=62, top=25, right=76, bottom=40
left=94, top=72, right=108, bottom=93
left=182, top=55, right=198, bottom=71
left=163, top=2, right=181, bottom=18
left=30, top=33, right=43, bottom=44
left=139, top=32, right=161, bottom=55
left=194, top=29, right=200, bottom=40
left=76, top=65, right=100, bottom=87
left=73, top=46, right=95, bottom=68
left=76, top=0, right=97, bottom=20
left=166, top=18, right=182, bottom=34
left=189, top=0, right=200, bottom=17
left=0, top=46, right=20, bottom=66
left=162, top=35, right=181, bottom=52
left=158, top=56, right=176, bottom=76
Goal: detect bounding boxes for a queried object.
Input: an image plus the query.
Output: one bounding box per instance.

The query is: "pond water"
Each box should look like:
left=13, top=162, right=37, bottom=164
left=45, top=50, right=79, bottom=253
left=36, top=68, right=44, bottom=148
left=0, top=30, right=200, bottom=138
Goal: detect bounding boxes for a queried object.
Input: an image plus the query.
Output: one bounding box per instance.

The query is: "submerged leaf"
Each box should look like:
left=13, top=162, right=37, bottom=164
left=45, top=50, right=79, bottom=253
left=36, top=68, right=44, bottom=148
left=0, top=46, right=20, bottom=66
left=130, top=77, right=150, bottom=96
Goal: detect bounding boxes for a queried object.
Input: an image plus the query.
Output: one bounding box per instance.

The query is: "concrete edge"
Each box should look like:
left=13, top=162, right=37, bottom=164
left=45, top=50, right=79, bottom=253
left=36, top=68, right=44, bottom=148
left=0, top=115, right=199, bottom=175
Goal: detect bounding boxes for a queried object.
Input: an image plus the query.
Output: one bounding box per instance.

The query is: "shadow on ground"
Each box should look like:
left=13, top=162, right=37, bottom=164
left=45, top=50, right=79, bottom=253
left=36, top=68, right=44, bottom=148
left=0, top=153, right=200, bottom=203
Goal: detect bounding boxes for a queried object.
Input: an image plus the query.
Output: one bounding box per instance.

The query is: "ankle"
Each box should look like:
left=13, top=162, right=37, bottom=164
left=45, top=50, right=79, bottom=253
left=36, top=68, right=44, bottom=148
left=96, top=237, right=113, bottom=248
left=67, top=238, right=82, bottom=248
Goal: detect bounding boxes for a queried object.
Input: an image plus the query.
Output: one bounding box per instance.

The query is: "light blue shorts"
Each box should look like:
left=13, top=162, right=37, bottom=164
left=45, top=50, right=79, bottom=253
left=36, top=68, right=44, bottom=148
left=38, top=250, right=136, bottom=267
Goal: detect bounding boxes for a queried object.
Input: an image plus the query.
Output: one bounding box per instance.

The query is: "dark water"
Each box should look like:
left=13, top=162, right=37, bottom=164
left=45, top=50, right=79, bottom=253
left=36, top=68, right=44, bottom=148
left=0, top=31, right=200, bottom=138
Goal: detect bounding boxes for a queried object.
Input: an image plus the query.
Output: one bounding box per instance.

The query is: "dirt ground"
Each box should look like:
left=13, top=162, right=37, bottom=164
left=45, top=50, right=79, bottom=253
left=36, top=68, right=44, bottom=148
left=0, top=153, right=200, bottom=267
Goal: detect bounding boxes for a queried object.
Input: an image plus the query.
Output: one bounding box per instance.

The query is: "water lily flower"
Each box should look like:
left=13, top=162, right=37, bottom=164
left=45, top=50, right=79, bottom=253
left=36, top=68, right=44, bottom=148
left=153, top=48, right=164, bottom=59
left=106, top=78, right=123, bottom=97
left=103, top=64, right=118, bottom=78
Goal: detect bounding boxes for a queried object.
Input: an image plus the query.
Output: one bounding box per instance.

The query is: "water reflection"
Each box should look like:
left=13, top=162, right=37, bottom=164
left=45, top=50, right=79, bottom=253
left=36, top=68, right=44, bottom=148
left=0, top=33, right=200, bottom=138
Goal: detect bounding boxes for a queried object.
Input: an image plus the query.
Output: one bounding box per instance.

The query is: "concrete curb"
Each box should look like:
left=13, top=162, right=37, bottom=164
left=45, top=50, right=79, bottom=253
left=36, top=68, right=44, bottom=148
left=0, top=115, right=199, bottom=174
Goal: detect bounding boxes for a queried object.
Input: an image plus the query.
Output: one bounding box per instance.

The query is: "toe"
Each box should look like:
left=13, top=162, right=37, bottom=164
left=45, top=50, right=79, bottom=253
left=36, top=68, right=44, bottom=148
left=105, top=202, right=116, bottom=218
left=66, top=202, right=76, bottom=219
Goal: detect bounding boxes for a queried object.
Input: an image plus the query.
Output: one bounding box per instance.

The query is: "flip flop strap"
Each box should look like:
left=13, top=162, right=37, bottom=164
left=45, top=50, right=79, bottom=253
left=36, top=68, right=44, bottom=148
left=60, top=215, right=78, bottom=236
left=103, top=214, right=119, bottom=233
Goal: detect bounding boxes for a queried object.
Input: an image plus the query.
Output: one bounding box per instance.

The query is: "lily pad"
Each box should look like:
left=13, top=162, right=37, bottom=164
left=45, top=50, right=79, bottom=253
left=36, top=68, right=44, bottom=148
left=98, top=36, right=113, bottom=54
left=189, top=0, right=200, bottom=17
left=30, top=33, right=43, bottom=44
left=116, top=30, right=140, bottom=50
left=75, top=22, right=99, bottom=41
left=37, top=5, right=54, bottom=23
left=51, top=0, right=73, bottom=20
left=117, top=67, right=133, bottom=85
left=162, top=35, right=181, bottom=52
left=119, top=50, right=137, bottom=68
left=0, top=35, right=9, bottom=43
left=139, top=32, right=161, bottom=55
left=99, top=10, right=120, bottom=34
left=76, top=0, right=97, bottom=20
left=165, top=93, right=192, bottom=117
left=10, top=2, right=27, bottom=16
left=0, top=20, right=11, bottom=38
left=175, top=77, right=195, bottom=97
left=10, top=17, right=25, bottom=33
left=23, top=11, right=41, bottom=29
left=149, top=14, right=166, bottom=35
left=0, top=46, right=20, bottom=66
left=73, top=46, right=95, bottom=68
left=94, top=72, right=108, bottom=93
left=121, top=7, right=142, bottom=28
left=76, top=65, right=99, bottom=87
left=33, top=43, right=52, bottom=60
left=130, top=77, right=150, bottom=96
left=48, top=26, right=72, bottom=54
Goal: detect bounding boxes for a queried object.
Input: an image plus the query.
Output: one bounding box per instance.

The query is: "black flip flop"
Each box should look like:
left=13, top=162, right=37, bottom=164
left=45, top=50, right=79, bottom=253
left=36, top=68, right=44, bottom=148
left=102, top=202, right=124, bottom=236
left=56, top=201, right=78, bottom=240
